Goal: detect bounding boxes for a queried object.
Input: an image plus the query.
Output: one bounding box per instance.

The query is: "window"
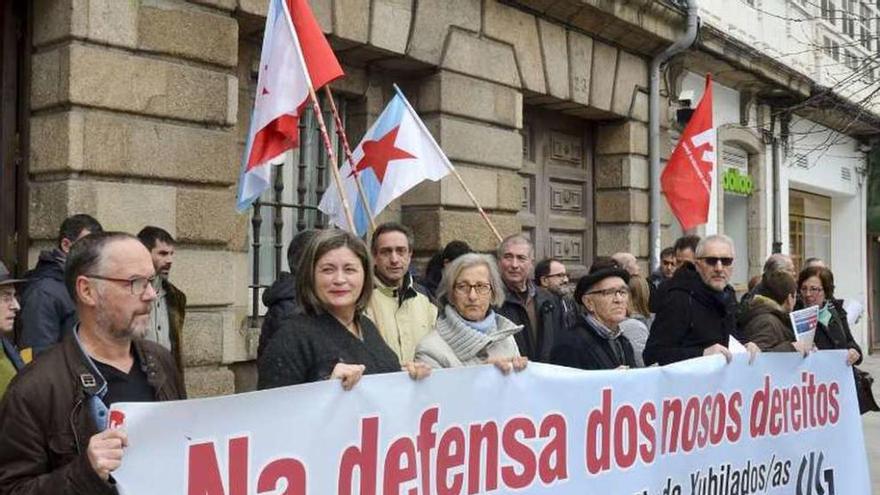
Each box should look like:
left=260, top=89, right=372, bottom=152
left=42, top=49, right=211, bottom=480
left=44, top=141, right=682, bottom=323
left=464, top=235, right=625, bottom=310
left=821, top=0, right=836, bottom=24
left=721, top=146, right=751, bottom=287
left=842, top=3, right=856, bottom=37
left=824, top=36, right=841, bottom=60
left=789, top=191, right=832, bottom=272
left=859, top=4, right=871, bottom=49
left=844, top=50, right=860, bottom=70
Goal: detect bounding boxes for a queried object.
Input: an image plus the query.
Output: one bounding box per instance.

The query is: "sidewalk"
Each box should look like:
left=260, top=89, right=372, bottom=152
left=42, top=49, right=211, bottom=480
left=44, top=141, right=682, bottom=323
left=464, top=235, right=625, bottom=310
left=860, top=353, right=880, bottom=493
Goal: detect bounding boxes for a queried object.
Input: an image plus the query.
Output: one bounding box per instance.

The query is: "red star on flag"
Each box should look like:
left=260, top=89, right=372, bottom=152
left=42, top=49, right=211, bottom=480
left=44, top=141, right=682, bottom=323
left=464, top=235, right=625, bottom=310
left=351, top=127, right=416, bottom=183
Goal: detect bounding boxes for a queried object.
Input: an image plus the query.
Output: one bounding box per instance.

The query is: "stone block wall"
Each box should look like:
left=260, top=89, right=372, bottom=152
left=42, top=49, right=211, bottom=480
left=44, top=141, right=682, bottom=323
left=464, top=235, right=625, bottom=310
left=30, top=0, right=246, bottom=397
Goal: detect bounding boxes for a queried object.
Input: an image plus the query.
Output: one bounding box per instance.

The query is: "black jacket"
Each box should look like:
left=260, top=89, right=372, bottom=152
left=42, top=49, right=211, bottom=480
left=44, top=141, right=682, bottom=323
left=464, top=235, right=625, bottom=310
left=739, top=295, right=796, bottom=353
left=497, top=284, right=563, bottom=363
left=257, top=312, right=401, bottom=389
left=0, top=334, right=185, bottom=495
left=550, top=314, right=636, bottom=370
left=258, top=271, right=300, bottom=359
left=643, top=263, right=738, bottom=366
left=18, top=250, right=76, bottom=354
left=810, top=299, right=863, bottom=365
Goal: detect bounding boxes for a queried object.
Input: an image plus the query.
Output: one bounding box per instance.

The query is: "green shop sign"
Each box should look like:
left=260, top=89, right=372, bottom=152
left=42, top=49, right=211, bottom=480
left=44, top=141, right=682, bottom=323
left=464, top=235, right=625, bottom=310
left=722, top=167, right=753, bottom=196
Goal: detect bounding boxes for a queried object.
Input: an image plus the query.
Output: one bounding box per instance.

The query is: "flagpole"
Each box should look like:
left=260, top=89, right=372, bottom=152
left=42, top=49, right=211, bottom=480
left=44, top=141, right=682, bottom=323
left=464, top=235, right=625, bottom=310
left=281, top=2, right=357, bottom=234
left=392, top=84, right=503, bottom=243
left=323, top=85, right=377, bottom=233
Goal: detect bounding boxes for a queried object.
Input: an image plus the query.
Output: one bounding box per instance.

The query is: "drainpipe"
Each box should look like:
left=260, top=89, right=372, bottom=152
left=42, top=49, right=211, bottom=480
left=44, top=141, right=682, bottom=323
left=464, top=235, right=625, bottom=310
left=770, top=112, right=782, bottom=254
left=649, top=0, right=699, bottom=272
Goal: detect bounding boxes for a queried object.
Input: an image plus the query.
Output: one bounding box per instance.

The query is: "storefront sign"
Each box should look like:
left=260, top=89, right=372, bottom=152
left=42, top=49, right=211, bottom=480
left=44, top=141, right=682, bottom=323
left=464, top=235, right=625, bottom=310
left=111, top=352, right=869, bottom=495
left=722, top=167, right=753, bottom=195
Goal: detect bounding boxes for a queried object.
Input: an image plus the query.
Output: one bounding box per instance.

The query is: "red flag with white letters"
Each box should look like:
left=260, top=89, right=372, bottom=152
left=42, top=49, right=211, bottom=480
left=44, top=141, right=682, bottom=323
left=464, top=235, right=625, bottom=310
left=661, top=74, right=715, bottom=231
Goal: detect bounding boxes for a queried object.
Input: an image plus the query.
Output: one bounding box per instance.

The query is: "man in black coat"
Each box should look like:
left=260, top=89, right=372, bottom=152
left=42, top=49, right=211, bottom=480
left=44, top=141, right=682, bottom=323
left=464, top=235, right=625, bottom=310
left=496, top=234, right=564, bottom=363
left=258, top=229, right=318, bottom=359
left=644, top=234, right=760, bottom=366
left=18, top=214, right=102, bottom=355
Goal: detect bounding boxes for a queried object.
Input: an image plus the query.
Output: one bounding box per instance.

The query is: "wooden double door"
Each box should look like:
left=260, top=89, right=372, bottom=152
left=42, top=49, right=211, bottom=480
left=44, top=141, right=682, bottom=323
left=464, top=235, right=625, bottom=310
left=519, top=109, right=593, bottom=277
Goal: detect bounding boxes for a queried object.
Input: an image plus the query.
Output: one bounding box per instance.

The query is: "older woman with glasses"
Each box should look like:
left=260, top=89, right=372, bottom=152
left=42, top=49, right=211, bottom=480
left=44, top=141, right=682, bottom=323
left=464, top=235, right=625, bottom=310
left=258, top=229, right=430, bottom=391
left=414, top=253, right=527, bottom=373
left=550, top=264, right=637, bottom=370
left=797, top=266, right=862, bottom=365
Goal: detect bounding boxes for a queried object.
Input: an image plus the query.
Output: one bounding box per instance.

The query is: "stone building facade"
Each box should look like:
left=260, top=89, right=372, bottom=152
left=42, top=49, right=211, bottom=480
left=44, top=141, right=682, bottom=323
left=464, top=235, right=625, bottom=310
left=4, top=0, right=874, bottom=395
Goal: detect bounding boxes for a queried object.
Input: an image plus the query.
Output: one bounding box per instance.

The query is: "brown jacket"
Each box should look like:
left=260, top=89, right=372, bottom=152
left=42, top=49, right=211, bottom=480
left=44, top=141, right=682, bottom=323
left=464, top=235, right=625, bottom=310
left=165, top=279, right=187, bottom=371
left=740, top=295, right=796, bottom=352
left=0, top=332, right=185, bottom=495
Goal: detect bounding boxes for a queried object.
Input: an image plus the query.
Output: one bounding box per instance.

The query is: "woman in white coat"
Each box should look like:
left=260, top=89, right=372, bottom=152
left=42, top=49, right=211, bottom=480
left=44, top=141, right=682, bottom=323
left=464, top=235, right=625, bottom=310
left=415, top=253, right=527, bottom=373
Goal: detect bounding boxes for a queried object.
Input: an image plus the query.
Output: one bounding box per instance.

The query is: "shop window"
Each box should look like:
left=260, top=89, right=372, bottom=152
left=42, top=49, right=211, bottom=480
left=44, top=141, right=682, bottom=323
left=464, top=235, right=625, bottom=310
left=789, top=190, right=832, bottom=271
left=721, top=146, right=751, bottom=287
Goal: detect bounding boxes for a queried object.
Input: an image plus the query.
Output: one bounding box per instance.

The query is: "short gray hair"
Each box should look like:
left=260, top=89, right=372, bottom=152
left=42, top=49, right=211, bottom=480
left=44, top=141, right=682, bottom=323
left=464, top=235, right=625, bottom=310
left=695, top=234, right=735, bottom=258
left=497, top=234, right=533, bottom=260
left=437, top=253, right=506, bottom=308
left=762, top=253, right=793, bottom=274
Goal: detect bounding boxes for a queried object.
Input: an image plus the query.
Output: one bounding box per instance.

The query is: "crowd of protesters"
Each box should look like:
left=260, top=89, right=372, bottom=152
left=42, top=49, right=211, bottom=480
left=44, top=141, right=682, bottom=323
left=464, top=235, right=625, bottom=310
left=0, top=213, right=872, bottom=494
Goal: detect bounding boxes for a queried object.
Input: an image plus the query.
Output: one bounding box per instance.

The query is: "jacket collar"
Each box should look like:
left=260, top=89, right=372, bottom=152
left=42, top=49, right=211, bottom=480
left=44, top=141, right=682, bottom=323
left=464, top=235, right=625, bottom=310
left=374, top=272, right=418, bottom=302
left=65, top=326, right=168, bottom=397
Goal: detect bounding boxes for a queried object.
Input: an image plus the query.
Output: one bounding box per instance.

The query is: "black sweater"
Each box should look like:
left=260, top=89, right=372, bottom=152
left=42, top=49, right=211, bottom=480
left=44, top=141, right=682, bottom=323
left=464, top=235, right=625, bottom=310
left=257, top=312, right=401, bottom=389
left=550, top=315, right=636, bottom=370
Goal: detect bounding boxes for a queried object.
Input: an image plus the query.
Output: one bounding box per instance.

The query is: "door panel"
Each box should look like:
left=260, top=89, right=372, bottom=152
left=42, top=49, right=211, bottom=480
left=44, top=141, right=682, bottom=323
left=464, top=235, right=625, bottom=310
left=520, top=109, right=593, bottom=277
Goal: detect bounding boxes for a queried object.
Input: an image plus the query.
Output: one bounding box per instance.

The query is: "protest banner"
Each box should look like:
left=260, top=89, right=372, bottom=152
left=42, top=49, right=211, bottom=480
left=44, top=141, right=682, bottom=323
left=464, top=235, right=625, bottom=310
left=790, top=305, right=819, bottom=348
left=113, top=351, right=869, bottom=495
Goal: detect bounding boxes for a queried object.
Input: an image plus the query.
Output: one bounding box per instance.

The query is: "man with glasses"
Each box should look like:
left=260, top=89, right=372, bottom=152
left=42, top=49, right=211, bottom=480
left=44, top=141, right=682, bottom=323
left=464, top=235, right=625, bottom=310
left=644, top=234, right=760, bottom=366
left=0, top=232, right=185, bottom=494
left=535, top=258, right=576, bottom=329
left=0, top=261, right=28, bottom=397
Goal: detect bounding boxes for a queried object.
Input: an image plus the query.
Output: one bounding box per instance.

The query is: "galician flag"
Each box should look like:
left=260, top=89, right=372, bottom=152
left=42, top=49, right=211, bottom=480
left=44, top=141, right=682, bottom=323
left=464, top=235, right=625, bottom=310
left=236, top=0, right=343, bottom=211
left=661, top=74, right=716, bottom=231
left=318, top=87, right=453, bottom=235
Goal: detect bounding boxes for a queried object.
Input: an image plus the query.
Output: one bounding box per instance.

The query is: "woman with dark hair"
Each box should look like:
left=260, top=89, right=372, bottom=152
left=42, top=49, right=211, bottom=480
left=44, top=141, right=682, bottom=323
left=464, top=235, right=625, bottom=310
left=797, top=266, right=862, bottom=365
left=258, top=229, right=430, bottom=390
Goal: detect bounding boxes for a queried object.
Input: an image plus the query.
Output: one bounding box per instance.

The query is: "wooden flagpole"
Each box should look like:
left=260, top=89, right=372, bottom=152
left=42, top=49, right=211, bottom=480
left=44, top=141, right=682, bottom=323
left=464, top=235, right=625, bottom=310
left=281, top=4, right=356, bottom=234
left=392, top=85, right=503, bottom=243
left=323, top=85, right=377, bottom=233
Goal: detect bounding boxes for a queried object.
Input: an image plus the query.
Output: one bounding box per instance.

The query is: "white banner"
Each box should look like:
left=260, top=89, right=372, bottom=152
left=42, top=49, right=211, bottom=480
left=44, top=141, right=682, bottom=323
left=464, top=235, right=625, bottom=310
left=113, top=351, right=870, bottom=495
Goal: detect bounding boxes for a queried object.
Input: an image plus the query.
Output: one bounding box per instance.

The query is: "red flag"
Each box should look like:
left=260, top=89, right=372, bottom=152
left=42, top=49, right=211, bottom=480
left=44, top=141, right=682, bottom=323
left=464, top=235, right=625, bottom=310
left=287, top=0, right=344, bottom=90
left=661, top=74, right=716, bottom=231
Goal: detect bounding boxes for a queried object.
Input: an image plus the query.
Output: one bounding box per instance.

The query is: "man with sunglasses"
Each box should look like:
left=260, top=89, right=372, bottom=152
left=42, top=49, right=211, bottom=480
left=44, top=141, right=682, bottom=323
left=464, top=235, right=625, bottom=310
left=0, top=232, right=185, bottom=495
left=644, top=234, right=760, bottom=366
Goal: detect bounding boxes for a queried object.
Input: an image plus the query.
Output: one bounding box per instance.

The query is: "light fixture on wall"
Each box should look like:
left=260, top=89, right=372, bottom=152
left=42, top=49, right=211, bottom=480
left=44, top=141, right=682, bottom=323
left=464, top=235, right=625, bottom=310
left=675, top=89, right=695, bottom=127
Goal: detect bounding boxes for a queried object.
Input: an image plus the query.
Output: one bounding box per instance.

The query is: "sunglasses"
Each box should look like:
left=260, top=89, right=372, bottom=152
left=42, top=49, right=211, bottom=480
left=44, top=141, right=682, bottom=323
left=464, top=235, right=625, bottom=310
left=698, top=256, right=734, bottom=267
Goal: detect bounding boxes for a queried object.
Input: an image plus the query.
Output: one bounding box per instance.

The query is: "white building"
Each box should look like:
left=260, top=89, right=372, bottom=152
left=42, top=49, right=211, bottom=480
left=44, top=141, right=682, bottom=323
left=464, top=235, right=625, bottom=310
left=678, top=0, right=879, bottom=349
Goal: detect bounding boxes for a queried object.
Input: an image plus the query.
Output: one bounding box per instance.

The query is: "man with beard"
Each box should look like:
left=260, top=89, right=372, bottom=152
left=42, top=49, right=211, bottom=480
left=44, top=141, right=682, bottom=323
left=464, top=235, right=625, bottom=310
left=0, top=232, right=184, bottom=494
left=534, top=258, right=576, bottom=329
left=137, top=227, right=187, bottom=369
left=643, top=235, right=760, bottom=366
left=19, top=214, right=102, bottom=354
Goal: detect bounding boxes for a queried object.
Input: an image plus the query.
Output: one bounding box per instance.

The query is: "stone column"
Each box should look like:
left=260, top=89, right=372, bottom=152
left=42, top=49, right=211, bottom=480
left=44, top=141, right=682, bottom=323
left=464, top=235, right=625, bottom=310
left=30, top=0, right=247, bottom=397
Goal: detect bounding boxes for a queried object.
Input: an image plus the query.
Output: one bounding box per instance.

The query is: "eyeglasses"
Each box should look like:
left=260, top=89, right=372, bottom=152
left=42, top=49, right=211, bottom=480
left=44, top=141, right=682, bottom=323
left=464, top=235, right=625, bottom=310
left=453, top=282, right=493, bottom=296
left=587, top=287, right=629, bottom=298
left=86, top=274, right=156, bottom=296
left=698, top=256, right=734, bottom=267
left=544, top=272, right=568, bottom=280
left=0, top=293, right=17, bottom=305
left=800, top=286, right=824, bottom=294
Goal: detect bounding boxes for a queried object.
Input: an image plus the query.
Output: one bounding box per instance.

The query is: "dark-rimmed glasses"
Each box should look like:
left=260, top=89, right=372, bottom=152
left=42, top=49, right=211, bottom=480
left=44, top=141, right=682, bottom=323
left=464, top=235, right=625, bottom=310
left=453, top=282, right=492, bottom=296
left=86, top=275, right=155, bottom=296
left=586, top=287, right=629, bottom=298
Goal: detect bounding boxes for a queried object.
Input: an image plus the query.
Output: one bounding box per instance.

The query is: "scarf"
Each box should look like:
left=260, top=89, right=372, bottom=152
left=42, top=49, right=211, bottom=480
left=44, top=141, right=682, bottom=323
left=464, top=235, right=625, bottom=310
left=584, top=314, right=626, bottom=364
left=435, top=305, right=523, bottom=362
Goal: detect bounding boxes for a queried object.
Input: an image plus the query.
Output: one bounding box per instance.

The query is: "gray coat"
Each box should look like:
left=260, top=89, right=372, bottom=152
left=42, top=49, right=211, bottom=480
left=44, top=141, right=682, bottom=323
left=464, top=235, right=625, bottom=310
left=415, top=305, right=523, bottom=368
